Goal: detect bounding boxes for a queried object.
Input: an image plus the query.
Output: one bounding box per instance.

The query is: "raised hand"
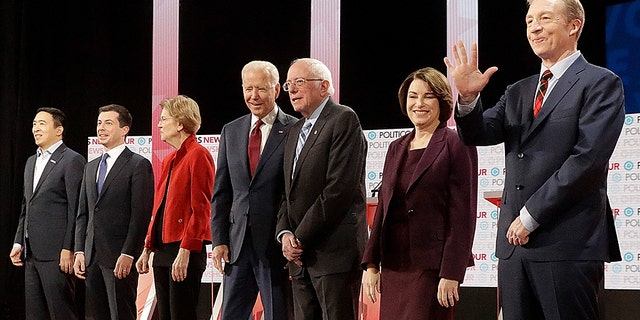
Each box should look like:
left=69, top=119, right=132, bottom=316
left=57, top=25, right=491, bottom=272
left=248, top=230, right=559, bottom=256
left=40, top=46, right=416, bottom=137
left=443, top=40, right=498, bottom=104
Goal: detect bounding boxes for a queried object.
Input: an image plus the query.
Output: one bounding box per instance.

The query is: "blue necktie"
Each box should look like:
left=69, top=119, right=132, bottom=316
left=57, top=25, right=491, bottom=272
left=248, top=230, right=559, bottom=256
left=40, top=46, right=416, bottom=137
left=293, top=122, right=312, bottom=175
left=97, top=153, right=109, bottom=193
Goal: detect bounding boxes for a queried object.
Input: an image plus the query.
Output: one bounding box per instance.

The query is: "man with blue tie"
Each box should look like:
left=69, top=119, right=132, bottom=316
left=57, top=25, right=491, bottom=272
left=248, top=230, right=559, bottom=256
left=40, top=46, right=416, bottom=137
left=211, top=60, right=296, bottom=320
left=74, top=104, right=154, bottom=320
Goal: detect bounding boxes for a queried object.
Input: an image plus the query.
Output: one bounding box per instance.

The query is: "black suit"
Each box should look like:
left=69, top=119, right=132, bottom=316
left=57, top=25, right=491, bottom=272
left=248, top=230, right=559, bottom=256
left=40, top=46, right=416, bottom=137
left=14, top=143, right=86, bottom=320
left=276, top=98, right=368, bottom=320
left=212, top=109, right=296, bottom=320
left=75, top=146, right=154, bottom=320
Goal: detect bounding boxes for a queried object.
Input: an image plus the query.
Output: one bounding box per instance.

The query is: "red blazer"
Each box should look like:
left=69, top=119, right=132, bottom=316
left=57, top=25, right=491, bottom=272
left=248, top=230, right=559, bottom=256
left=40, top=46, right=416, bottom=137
left=362, top=125, right=478, bottom=282
left=144, top=134, right=215, bottom=252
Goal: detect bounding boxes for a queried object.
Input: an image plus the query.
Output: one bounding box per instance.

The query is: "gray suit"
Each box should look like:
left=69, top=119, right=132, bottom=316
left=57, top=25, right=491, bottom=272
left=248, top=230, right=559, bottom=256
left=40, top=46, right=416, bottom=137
left=14, top=143, right=86, bottom=320
left=212, top=109, right=296, bottom=320
left=75, top=146, right=154, bottom=320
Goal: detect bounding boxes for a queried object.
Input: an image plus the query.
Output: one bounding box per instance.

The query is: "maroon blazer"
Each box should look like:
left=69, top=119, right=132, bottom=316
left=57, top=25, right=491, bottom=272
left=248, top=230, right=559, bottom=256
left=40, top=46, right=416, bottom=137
left=143, top=134, right=215, bottom=252
left=362, top=125, right=478, bottom=282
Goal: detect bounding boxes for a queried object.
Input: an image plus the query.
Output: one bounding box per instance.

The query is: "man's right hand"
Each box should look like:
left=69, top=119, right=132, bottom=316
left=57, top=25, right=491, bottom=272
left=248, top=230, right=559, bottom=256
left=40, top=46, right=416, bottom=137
left=9, top=246, right=23, bottom=267
left=212, top=245, right=229, bottom=274
left=281, top=232, right=303, bottom=267
left=443, top=40, right=498, bottom=104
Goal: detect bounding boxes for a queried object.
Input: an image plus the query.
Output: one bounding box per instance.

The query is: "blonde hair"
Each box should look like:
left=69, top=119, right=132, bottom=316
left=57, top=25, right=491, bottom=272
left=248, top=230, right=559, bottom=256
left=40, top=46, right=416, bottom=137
left=160, top=95, right=202, bottom=134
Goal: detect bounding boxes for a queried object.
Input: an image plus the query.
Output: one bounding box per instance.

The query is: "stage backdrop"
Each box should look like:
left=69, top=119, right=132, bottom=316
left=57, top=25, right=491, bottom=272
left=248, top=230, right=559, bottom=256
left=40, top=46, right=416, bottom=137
left=88, top=112, right=640, bottom=293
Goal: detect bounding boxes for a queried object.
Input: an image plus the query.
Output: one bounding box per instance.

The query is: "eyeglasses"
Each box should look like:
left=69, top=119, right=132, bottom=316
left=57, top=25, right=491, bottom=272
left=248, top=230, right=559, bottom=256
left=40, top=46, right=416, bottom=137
left=282, top=78, right=323, bottom=92
left=159, top=116, right=174, bottom=124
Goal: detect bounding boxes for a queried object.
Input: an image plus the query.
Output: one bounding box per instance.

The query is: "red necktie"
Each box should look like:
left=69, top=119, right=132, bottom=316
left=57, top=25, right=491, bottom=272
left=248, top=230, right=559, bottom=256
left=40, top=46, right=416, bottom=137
left=248, top=119, right=263, bottom=177
left=534, top=70, right=553, bottom=117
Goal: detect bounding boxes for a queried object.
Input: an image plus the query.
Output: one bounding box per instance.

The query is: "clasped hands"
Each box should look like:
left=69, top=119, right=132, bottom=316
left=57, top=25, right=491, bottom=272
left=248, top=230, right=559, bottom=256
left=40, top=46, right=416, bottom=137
left=281, top=232, right=304, bottom=267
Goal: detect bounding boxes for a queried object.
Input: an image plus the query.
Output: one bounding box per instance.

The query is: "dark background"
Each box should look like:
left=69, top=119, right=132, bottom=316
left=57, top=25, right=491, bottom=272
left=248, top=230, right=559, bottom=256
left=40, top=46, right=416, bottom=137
left=1, top=1, right=637, bottom=319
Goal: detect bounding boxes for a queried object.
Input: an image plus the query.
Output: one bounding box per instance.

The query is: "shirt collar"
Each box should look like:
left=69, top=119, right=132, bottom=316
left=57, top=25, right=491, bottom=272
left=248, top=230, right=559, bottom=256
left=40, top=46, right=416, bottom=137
left=37, top=140, right=63, bottom=157
left=541, top=50, right=581, bottom=80
left=251, top=104, right=279, bottom=127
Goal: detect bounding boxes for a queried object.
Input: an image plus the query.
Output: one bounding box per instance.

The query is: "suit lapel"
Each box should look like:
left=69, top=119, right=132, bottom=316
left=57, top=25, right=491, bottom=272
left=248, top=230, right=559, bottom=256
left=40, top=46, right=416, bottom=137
left=292, top=105, right=328, bottom=183
left=524, top=56, right=585, bottom=144
left=256, top=111, right=290, bottom=177
left=239, top=116, right=252, bottom=179
left=33, top=144, right=66, bottom=195
left=407, top=127, right=446, bottom=193
left=87, top=158, right=100, bottom=199
left=25, top=156, right=36, bottom=199
left=98, top=147, right=133, bottom=197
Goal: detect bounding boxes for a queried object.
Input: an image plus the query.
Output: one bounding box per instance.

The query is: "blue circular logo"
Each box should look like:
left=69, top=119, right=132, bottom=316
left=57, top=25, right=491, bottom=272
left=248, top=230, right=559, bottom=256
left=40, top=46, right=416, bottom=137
left=138, top=137, right=146, bottom=145
left=491, top=167, right=501, bottom=176
left=624, top=115, right=633, bottom=126
left=624, top=252, right=634, bottom=262
left=368, top=131, right=377, bottom=140
left=480, top=179, right=490, bottom=187
left=480, top=263, right=489, bottom=272
left=480, top=221, right=489, bottom=230
left=615, top=219, right=622, bottom=229
left=491, top=210, right=499, bottom=220
left=624, top=161, right=634, bottom=171
left=612, top=173, right=622, bottom=182
left=613, top=264, right=622, bottom=273
left=367, top=172, right=377, bottom=180
left=490, top=253, right=498, bottom=262
left=625, top=207, right=634, bottom=217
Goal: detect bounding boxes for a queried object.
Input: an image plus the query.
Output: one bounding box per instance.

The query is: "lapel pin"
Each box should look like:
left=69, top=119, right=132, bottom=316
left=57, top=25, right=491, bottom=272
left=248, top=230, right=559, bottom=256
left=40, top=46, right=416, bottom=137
left=50, top=159, right=57, bottom=164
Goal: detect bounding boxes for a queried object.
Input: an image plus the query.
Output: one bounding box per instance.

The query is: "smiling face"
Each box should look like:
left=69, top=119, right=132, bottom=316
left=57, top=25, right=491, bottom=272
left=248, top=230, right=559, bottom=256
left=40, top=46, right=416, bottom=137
left=406, top=79, right=441, bottom=131
left=97, top=110, right=129, bottom=151
left=526, top=0, right=581, bottom=66
left=242, top=68, right=279, bottom=119
left=285, top=60, right=327, bottom=119
left=32, top=111, right=63, bottom=150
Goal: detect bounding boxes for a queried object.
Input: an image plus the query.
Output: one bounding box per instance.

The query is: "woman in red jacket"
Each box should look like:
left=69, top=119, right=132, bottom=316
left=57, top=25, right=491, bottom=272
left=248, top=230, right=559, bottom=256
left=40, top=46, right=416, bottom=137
left=136, top=95, right=215, bottom=320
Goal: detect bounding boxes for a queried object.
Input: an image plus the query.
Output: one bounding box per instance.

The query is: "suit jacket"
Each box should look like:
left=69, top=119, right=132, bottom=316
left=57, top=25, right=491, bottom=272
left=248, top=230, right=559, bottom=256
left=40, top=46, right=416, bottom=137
left=14, top=143, right=86, bottom=261
left=75, top=147, right=154, bottom=267
left=361, top=126, right=478, bottom=282
left=276, top=97, right=368, bottom=277
left=143, top=134, right=215, bottom=252
left=212, top=109, right=297, bottom=265
left=455, top=55, right=624, bottom=262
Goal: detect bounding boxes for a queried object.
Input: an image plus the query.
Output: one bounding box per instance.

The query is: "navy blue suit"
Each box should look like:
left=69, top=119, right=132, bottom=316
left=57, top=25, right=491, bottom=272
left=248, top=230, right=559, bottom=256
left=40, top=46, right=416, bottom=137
left=212, top=108, right=297, bottom=320
left=455, top=55, right=624, bottom=319
left=75, top=147, right=154, bottom=320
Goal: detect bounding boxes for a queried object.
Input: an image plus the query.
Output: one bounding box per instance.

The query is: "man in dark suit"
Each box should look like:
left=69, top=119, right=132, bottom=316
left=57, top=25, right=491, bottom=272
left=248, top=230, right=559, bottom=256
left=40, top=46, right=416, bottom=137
left=73, top=104, right=154, bottom=320
left=211, top=60, right=296, bottom=320
left=276, top=58, right=368, bottom=320
left=444, top=0, right=624, bottom=319
left=10, top=107, right=86, bottom=320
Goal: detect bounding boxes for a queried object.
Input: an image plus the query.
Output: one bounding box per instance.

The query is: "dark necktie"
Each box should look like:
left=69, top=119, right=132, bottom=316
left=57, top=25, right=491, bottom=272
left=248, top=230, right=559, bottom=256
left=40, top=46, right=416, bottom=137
left=248, top=119, right=263, bottom=178
left=534, top=70, right=553, bottom=117
left=97, top=153, right=109, bottom=193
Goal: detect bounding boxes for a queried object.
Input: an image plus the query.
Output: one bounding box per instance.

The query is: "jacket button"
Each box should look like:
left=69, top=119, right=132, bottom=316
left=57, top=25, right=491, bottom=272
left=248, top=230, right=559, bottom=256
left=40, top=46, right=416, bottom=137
left=515, top=185, right=524, bottom=190
left=517, top=153, right=524, bottom=159
left=408, top=209, right=414, bottom=215
left=178, top=218, right=183, bottom=223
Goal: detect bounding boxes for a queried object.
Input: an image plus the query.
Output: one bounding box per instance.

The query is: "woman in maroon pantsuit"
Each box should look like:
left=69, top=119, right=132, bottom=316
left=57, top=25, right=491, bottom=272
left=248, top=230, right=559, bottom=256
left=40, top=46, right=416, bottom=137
left=361, top=67, right=478, bottom=320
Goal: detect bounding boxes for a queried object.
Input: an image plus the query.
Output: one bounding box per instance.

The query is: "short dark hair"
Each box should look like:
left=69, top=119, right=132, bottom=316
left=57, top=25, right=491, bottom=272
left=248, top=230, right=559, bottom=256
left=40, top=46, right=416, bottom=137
left=36, top=107, right=67, bottom=129
left=98, top=104, right=132, bottom=129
